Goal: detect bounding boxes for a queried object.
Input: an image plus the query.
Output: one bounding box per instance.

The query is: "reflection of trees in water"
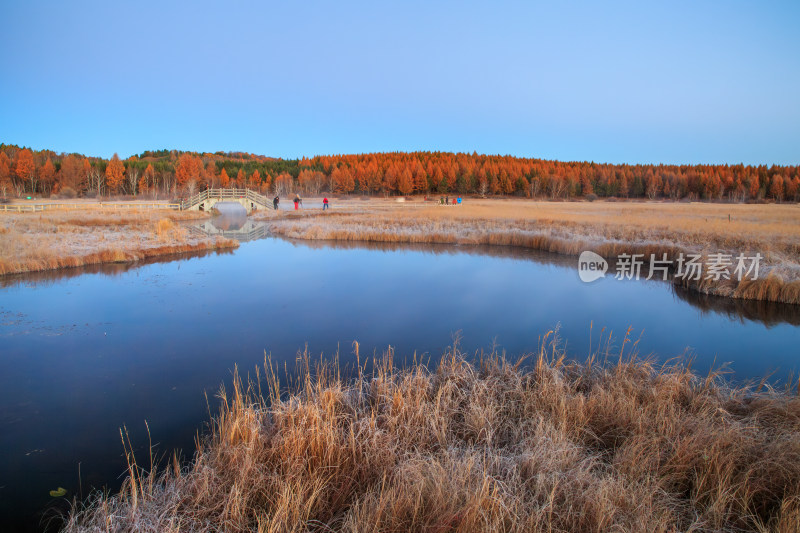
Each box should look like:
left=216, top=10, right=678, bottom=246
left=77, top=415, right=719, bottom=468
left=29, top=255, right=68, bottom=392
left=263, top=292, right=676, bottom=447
left=4, top=234, right=798, bottom=327
left=286, top=237, right=579, bottom=267
left=672, top=286, right=800, bottom=328
left=0, top=248, right=235, bottom=289
left=285, top=237, right=800, bottom=328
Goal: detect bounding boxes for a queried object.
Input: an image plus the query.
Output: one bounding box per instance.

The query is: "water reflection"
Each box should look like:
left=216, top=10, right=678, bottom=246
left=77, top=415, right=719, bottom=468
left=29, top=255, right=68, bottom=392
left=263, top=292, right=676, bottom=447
left=188, top=203, right=268, bottom=241
left=2, top=230, right=799, bottom=329
left=0, top=248, right=235, bottom=290
left=673, top=288, right=800, bottom=327
left=284, top=238, right=800, bottom=329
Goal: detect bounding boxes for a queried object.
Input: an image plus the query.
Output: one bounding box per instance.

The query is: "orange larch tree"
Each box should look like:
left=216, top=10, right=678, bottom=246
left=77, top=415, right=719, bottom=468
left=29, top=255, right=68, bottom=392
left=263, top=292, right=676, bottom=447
left=0, top=152, right=11, bottom=197
left=175, top=154, right=202, bottom=191
left=40, top=158, right=56, bottom=195
left=412, top=159, right=427, bottom=193
left=14, top=148, right=36, bottom=194
left=383, top=163, right=398, bottom=193
left=364, top=159, right=382, bottom=193
left=82, top=158, right=92, bottom=186
left=205, top=162, right=217, bottom=188
left=747, top=175, right=761, bottom=200
left=785, top=176, right=800, bottom=202
left=105, top=154, right=125, bottom=195
left=431, top=164, right=445, bottom=192
left=59, top=155, right=85, bottom=194
left=397, top=167, right=413, bottom=195
left=331, top=165, right=355, bottom=194
left=249, top=169, right=261, bottom=190
left=261, top=172, right=273, bottom=194
left=770, top=175, right=784, bottom=201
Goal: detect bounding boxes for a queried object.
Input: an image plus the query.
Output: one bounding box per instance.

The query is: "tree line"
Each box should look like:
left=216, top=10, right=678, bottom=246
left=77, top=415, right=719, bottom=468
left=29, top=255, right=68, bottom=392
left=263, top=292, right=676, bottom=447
left=1, top=144, right=798, bottom=202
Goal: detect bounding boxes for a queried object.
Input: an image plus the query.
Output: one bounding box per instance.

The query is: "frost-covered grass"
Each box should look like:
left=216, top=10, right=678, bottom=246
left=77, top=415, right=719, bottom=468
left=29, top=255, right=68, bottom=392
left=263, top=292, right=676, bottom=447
left=63, top=336, right=800, bottom=532
left=0, top=209, right=238, bottom=275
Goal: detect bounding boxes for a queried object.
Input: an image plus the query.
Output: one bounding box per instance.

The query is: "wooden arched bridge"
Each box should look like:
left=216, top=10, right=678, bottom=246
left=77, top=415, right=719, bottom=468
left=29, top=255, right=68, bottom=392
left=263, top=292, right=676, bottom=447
left=180, top=188, right=273, bottom=213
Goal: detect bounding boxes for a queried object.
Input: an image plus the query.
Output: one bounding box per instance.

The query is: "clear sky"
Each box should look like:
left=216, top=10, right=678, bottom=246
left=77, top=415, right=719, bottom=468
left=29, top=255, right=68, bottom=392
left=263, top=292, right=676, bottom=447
left=1, top=0, right=798, bottom=164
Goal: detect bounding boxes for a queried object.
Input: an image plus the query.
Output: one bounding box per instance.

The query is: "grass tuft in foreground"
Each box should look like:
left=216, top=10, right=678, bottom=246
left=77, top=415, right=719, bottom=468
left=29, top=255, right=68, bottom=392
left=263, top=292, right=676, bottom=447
left=63, top=335, right=800, bottom=532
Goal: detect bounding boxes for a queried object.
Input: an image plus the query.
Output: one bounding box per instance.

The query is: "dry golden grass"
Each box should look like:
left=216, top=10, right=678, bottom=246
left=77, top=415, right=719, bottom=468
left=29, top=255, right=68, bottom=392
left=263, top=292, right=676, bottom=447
left=0, top=209, right=237, bottom=275
left=427, top=200, right=800, bottom=239
left=259, top=199, right=800, bottom=304
left=155, top=218, right=189, bottom=243
left=63, top=336, right=800, bottom=532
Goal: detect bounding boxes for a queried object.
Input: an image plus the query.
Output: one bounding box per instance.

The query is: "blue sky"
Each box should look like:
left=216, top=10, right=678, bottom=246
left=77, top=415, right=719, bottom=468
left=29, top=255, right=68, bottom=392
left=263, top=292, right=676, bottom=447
left=1, top=0, right=798, bottom=164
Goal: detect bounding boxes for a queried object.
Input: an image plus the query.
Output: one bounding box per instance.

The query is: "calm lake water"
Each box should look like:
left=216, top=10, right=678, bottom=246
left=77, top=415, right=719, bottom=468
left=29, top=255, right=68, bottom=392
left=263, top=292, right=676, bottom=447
left=2, top=206, right=799, bottom=531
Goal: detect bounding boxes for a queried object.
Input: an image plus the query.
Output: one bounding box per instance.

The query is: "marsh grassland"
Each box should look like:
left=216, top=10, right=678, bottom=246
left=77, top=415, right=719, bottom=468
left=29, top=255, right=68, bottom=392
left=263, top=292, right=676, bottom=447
left=0, top=208, right=238, bottom=275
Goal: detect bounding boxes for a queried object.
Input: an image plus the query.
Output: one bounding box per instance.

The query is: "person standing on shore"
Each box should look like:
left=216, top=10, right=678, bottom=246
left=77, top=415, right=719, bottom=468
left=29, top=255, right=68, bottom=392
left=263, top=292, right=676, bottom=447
left=293, top=194, right=301, bottom=210
left=323, top=197, right=329, bottom=210
left=273, top=195, right=279, bottom=210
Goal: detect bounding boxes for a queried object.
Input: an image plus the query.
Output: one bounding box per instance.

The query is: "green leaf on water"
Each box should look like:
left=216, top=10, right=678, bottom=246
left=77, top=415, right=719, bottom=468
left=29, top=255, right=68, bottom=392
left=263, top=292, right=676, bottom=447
left=49, top=487, right=67, bottom=498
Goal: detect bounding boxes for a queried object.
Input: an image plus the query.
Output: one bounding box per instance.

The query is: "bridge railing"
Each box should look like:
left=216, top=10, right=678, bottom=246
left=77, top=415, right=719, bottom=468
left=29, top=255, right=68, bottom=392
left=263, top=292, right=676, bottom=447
left=0, top=188, right=272, bottom=213
left=0, top=204, right=47, bottom=212
left=0, top=202, right=180, bottom=212
left=180, top=188, right=273, bottom=210
left=244, top=189, right=272, bottom=209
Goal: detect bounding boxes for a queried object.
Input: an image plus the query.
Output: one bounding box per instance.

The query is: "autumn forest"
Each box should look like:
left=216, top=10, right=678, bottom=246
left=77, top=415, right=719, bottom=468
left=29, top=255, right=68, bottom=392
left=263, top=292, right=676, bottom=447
left=1, top=144, right=798, bottom=202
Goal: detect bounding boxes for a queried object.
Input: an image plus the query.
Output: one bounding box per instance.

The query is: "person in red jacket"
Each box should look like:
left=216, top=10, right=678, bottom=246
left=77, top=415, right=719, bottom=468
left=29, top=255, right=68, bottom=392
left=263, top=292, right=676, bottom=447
left=322, top=197, right=329, bottom=210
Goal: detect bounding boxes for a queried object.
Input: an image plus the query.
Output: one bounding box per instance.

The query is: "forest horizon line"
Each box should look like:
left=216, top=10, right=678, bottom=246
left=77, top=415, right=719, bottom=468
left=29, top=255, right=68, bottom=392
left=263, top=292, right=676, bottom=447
left=1, top=143, right=798, bottom=202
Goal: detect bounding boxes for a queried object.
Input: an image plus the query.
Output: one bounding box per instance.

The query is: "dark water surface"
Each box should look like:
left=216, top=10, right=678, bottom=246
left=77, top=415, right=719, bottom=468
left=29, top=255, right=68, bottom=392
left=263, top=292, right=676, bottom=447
left=1, top=209, right=799, bottom=530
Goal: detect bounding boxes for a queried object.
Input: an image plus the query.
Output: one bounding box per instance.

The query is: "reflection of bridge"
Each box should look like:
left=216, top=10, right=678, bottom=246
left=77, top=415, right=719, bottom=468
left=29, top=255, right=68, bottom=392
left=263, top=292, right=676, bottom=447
left=180, top=188, right=272, bottom=213
left=188, top=218, right=269, bottom=242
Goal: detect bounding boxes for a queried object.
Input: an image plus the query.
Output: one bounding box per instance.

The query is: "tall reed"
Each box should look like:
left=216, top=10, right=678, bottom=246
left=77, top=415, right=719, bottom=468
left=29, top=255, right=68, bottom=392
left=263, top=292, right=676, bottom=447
left=63, top=335, right=800, bottom=532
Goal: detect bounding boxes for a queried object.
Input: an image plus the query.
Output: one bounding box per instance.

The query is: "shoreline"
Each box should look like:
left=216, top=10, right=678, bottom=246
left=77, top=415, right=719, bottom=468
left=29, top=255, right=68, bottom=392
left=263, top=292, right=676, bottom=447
left=0, top=239, right=239, bottom=276
left=257, top=199, right=800, bottom=305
